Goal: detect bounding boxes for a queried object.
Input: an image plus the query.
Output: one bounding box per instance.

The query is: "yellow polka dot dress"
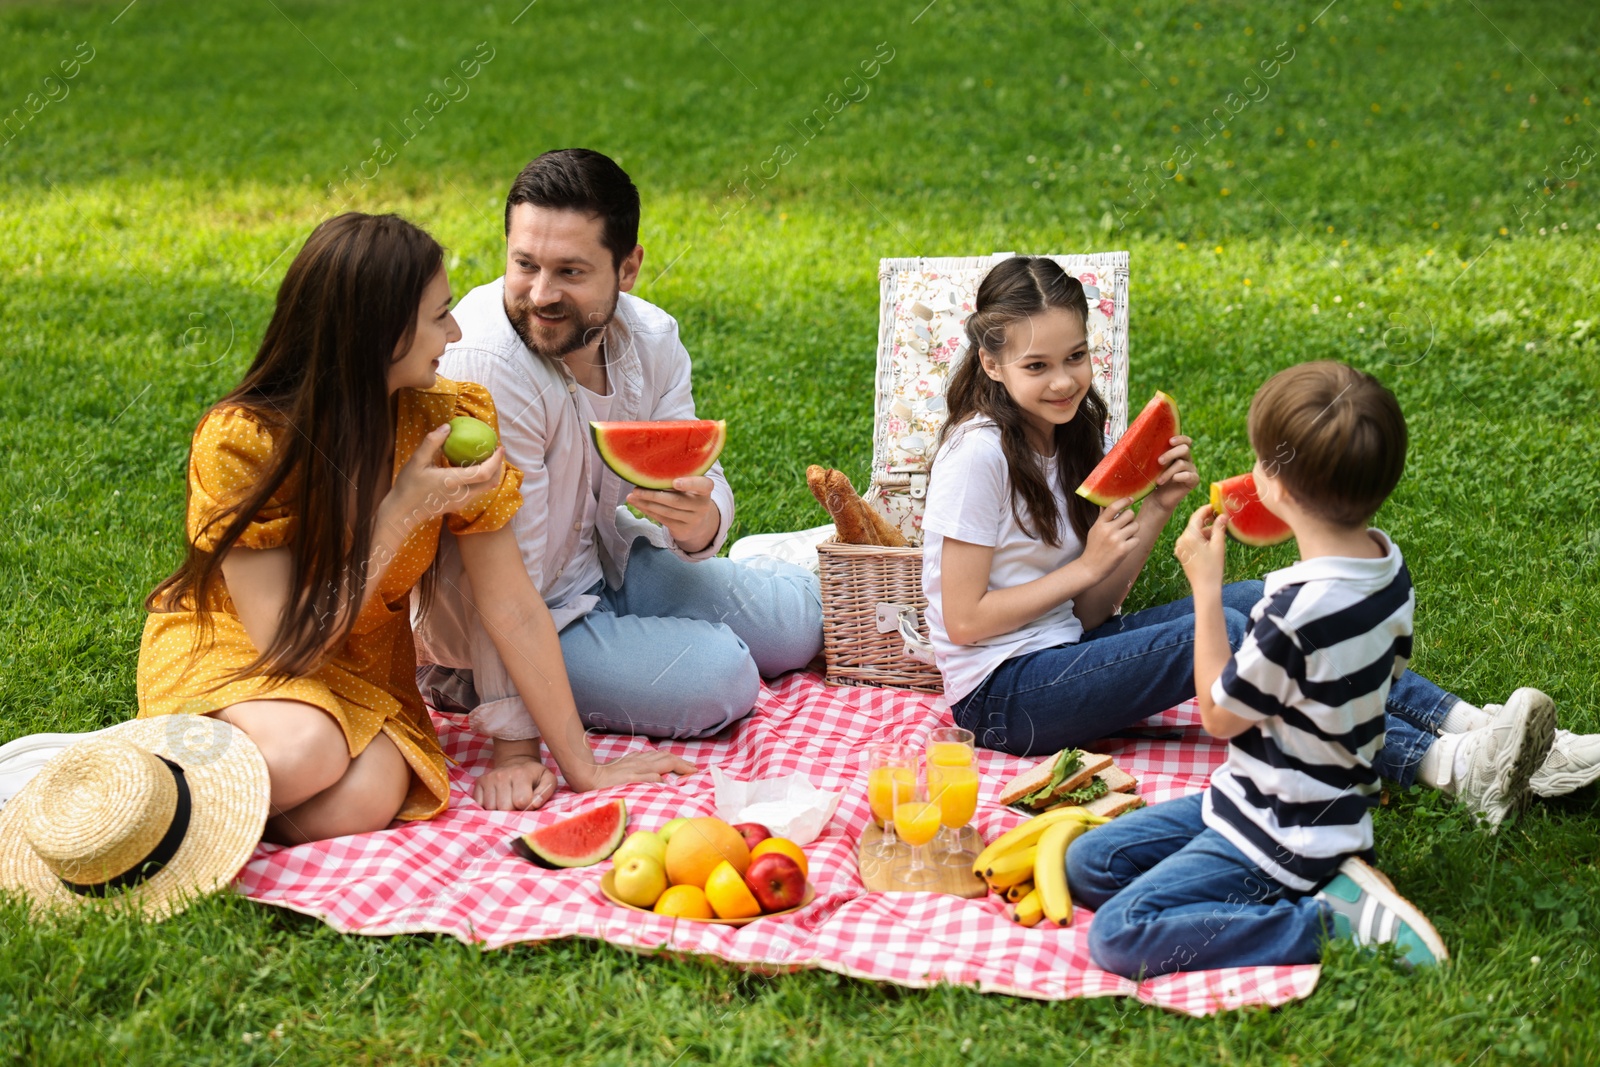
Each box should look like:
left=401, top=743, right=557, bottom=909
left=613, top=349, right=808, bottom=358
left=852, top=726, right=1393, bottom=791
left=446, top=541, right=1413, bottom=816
left=136, top=378, right=524, bottom=821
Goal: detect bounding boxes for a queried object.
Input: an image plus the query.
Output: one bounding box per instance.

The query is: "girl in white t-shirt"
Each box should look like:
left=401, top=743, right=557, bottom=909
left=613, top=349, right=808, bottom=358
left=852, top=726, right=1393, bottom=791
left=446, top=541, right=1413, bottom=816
left=923, top=256, right=1260, bottom=755
left=926, top=258, right=1600, bottom=823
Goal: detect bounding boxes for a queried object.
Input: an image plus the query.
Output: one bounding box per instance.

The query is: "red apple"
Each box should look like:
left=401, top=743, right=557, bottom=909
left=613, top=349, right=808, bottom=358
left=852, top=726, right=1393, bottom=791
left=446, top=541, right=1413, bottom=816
left=733, top=822, right=772, bottom=852
left=744, top=852, right=806, bottom=913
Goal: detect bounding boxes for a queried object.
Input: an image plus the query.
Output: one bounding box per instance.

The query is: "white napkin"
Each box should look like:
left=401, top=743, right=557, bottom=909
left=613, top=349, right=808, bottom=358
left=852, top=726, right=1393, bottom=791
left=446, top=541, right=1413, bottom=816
left=710, top=767, right=841, bottom=846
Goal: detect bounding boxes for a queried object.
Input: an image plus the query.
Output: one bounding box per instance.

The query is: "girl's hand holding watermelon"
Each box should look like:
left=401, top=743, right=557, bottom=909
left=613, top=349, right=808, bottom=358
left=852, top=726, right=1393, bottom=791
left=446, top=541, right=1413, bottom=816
left=1079, top=496, right=1141, bottom=581
left=1143, top=435, right=1199, bottom=513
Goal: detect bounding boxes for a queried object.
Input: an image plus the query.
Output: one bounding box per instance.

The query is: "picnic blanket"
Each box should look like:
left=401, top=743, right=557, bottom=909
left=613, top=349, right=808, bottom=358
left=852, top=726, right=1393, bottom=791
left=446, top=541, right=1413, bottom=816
left=236, top=673, right=1320, bottom=1016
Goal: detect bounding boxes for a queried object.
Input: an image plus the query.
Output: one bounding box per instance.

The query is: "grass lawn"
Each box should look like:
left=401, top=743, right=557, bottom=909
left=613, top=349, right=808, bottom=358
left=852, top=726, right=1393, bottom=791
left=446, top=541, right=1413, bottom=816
left=3, top=0, right=1599, bottom=1062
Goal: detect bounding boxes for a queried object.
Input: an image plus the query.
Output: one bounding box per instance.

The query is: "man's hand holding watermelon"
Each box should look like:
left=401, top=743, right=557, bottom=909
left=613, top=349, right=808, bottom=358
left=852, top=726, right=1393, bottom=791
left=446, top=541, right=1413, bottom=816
left=625, top=476, right=720, bottom=555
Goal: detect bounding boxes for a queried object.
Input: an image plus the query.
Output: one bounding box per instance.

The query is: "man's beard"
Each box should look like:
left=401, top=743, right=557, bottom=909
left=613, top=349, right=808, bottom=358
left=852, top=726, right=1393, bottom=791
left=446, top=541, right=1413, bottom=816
left=505, top=289, right=619, bottom=361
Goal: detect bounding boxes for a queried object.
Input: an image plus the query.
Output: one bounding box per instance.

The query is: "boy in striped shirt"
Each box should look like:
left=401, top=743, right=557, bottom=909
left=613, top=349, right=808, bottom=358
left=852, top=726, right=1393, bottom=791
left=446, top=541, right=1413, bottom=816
left=1068, top=361, right=1448, bottom=976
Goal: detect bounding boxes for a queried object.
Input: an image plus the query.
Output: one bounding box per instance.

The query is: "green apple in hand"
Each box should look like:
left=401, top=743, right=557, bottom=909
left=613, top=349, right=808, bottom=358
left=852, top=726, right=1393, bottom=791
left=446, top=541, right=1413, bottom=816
left=442, top=416, right=498, bottom=466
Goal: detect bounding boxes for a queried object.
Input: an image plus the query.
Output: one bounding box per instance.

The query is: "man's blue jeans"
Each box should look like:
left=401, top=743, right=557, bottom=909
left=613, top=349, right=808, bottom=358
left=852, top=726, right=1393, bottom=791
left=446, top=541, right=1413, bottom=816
left=557, top=542, right=822, bottom=738
left=420, top=540, right=822, bottom=741
left=1066, top=792, right=1334, bottom=978
left=951, top=580, right=1457, bottom=784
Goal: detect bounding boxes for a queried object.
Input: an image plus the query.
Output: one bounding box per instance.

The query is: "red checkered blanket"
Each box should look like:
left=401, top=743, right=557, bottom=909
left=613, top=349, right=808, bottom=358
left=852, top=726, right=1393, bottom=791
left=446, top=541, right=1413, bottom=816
left=237, top=673, right=1319, bottom=1015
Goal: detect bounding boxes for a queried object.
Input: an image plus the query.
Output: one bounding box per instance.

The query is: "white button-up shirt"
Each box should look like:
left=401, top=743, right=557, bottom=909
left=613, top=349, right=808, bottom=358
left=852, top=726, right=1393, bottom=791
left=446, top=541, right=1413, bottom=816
left=413, top=279, right=734, bottom=733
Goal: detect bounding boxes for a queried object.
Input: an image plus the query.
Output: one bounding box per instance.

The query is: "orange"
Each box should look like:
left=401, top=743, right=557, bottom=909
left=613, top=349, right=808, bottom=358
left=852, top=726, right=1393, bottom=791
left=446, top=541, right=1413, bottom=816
left=750, top=837, right=809, bottom=878
left=703, top=860, right=762, bottom=919
left=663, top=817, right=750, bottom=888
left=653, top=884, right=714, bottom=919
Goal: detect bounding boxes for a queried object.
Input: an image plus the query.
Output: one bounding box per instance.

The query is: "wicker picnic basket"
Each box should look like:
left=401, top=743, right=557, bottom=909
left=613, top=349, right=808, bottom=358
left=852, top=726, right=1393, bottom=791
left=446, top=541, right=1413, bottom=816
left=819, top=252, right=1132, bottom=693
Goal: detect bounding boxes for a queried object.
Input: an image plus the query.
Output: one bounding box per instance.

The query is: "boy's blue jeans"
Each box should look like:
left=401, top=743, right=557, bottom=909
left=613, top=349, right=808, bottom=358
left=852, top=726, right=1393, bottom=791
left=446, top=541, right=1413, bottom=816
left=951, top=580, right=1457, bottom=785
left=1066, top=792, right=1334, bottom=978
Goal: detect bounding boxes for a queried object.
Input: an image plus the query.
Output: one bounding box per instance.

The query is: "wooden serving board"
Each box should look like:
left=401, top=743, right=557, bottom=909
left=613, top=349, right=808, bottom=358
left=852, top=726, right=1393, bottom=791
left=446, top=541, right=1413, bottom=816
left=857, top=822, right=988, bottom=898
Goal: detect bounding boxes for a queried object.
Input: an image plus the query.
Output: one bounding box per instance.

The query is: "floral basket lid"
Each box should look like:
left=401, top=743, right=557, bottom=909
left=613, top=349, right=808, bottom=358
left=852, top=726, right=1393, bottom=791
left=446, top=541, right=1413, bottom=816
left=868, top=252, right=1131, bottom=545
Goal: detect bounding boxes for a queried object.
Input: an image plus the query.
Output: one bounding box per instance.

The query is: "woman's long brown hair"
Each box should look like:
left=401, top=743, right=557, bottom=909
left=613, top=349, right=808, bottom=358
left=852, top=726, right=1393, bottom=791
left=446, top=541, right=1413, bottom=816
left=936, top=256, right=1107, bottom=546
left=146, top=212, right=444, bottom=684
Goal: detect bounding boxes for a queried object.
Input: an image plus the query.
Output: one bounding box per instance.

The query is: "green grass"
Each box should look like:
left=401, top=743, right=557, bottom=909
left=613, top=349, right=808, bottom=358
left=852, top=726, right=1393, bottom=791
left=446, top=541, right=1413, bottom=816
left=2, top=0, right=1599, bottom=1062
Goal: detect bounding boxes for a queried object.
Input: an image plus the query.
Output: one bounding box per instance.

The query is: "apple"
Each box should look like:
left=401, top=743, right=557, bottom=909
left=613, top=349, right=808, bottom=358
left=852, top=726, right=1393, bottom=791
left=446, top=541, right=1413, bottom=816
left=743, top=852, right=806, bottom=913
left=611, top=855, right=668, bottom=909
left=733, top=822, right=772, bottom=852
left=613, top=830, right=666, bottom=867
left=442, top=416, right=498, bottom=466
left=658, top=817, right=691, bottom=844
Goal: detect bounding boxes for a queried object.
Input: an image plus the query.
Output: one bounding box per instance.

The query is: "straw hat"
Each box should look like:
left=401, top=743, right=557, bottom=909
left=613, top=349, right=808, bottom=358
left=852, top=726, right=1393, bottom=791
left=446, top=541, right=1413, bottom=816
left=0, top=715, right=269, bottom=921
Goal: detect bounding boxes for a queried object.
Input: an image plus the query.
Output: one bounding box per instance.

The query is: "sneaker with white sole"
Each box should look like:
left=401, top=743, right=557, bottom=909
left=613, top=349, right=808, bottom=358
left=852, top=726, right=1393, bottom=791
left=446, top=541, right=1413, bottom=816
left=1315, top=857, right=1449, bottom=969
left=1530, top=729, right=1600, bottom=798
left=726, top=523, right=836, bottom=574
left=1449, top=688, right=1556, bottom=829
left=0, top=728, right=111, bottom=809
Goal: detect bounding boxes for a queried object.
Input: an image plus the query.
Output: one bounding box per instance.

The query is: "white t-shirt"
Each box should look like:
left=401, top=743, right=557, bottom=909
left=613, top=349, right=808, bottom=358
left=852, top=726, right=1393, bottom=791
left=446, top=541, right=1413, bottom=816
left=921, top=417, right=1086, bottom=703
left=556, top=381, right=615, bottom=602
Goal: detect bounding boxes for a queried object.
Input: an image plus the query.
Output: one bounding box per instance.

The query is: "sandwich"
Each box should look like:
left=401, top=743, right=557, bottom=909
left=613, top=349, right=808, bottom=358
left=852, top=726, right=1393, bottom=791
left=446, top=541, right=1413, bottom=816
left=1081, top=790, right=1144, bottom=819
left=998, top=749, right=1146, bottom=818
left=998, top=750, right=1114, bottom=812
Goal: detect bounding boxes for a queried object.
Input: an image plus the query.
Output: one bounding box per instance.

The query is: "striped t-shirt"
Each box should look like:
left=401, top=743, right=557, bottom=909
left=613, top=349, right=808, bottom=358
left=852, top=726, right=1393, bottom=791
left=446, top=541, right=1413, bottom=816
left=1203, top=531, right=1414, bottom=892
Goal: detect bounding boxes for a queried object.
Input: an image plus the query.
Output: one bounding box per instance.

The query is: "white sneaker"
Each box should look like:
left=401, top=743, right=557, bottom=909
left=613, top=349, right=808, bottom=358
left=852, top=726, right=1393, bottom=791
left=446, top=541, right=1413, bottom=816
left=1530, top=729, right=1600, bottom=798
left=0, top=728, right=111, bottom=809
left=1449, top=689, right=1556, bottom=829
left=726, top=523, right=837, bottom=574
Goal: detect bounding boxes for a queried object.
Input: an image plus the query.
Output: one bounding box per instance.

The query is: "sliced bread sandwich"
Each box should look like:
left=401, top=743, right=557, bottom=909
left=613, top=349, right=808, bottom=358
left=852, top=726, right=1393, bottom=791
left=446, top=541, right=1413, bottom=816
left=998, top=750, right=1114, bottom=813
left=1081, top=790, right=1144, bottom=818
left=999, top=749, right=1145, bottom=818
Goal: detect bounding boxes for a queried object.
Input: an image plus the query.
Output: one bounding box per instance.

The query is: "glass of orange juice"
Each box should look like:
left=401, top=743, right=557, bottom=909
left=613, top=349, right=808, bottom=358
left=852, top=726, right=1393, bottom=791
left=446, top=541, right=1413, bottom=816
left=926, top=727, right=979, bottom=866
left=890, top=774, right=942, bottom=888
left=866, top=743, right=917, bottom=862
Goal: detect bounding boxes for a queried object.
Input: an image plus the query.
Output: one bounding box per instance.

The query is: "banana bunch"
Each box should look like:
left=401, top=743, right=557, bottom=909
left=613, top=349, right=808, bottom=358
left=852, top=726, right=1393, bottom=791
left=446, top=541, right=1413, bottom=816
left=974, top=806, right=1108, bottom=926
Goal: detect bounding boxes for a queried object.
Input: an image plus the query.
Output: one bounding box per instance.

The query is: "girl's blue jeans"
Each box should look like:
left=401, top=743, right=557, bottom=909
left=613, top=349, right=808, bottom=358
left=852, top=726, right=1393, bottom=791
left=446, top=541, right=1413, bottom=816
left=950, top=580, right=1456, bottom=785
left=1066, top=792, right=1333, bottom=977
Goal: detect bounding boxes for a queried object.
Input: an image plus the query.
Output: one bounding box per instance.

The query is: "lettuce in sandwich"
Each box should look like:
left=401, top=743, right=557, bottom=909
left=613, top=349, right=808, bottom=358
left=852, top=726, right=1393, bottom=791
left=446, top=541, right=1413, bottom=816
left=1017, top=749, right=1110, bottom=811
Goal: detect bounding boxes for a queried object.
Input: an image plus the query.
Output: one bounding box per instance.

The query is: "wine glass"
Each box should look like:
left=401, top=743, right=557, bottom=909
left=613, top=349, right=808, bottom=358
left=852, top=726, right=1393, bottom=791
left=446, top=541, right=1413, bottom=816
left=891, top=773, right=943, bottom=888
left=866, top=743, right=917, bottom=864
left=926, top=726, right=979, bottom=866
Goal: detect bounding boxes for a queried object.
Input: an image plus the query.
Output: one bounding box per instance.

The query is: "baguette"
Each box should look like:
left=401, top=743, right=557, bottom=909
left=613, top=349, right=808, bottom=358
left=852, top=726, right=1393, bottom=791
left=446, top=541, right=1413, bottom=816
left=860, top=491, right=909, bottom=547
left=806, top=464, right=830, bottom=508
left=823, top=468, right=878, bottom=545
left=805, top=466, right=909, bottom=548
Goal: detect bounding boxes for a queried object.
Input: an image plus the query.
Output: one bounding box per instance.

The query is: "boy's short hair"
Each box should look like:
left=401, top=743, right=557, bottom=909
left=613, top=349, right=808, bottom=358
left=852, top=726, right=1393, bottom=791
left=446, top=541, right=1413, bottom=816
left=1248, top=361, right=1407, bottom=527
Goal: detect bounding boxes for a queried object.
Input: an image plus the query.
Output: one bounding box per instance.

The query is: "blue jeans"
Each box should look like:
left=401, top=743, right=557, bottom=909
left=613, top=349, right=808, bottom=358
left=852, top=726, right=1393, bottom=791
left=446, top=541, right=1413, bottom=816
left=1066, top=793, right=1333, bottom=978
left=951, top=580, right=1458, bottom=783
left=420, top=540, right=822, bottom=741
left=558, top=541, right=822, bottom=737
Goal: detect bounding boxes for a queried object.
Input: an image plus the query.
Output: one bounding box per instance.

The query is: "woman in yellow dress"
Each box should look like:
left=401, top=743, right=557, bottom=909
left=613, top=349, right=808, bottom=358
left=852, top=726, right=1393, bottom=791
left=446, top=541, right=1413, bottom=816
left=137, top=213, right=692, bottom=845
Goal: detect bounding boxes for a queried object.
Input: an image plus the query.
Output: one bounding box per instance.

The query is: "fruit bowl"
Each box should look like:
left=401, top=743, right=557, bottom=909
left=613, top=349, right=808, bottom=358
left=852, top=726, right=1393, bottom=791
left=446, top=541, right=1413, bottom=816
left=599, top=870, right=816, bottom=926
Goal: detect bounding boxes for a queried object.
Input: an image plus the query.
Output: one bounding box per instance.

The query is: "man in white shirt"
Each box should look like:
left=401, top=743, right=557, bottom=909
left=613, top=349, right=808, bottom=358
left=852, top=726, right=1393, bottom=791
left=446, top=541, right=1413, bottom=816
left=414, top=149, right=822, bottom=808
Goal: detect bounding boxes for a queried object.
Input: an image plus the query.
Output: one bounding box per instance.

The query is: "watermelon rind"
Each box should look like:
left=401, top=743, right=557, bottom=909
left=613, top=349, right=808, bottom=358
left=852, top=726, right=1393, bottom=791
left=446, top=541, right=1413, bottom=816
left=510, top=799, right=628, bottom=869
left=590, top=420, right=727, bottom=490
left=1209, top=473, right=1294, bottom=548
left=1075, top=391, right=1181, bottom=507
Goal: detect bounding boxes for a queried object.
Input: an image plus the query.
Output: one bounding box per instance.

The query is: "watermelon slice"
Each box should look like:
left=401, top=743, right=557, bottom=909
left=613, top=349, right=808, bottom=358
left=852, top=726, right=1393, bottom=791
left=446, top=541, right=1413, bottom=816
left=510, top=799, right=628, bottom=869
left=1209, top=472, right=1294, bottom=547
left=1075, top=391, right=1180, bottom=506
left=591, top=419, right=727, bottom=490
